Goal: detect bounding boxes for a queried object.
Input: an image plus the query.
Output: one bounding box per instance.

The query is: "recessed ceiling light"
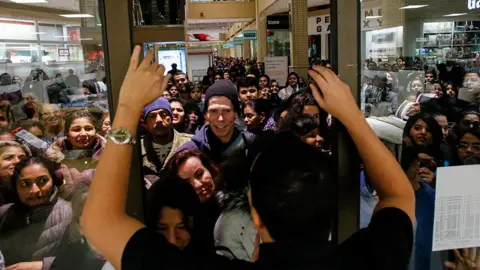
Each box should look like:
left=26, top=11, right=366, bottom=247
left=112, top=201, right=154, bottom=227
left=366, top=16, right=383, bottom=19
left=10, top=0, right=47, bottom=3
left=444, top=13, right=467, bottom=17
left=96, top=23, right=102, bottom=26
left=60, top=14, right=94, bottom=18
left=399, top=5, right=428, bottom=9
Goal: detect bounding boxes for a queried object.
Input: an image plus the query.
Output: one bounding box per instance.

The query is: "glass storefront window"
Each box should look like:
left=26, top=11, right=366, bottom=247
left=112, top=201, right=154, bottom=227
left=0, top=1, right=109, bottom=269
left=360, top=1, right=480, bottom=270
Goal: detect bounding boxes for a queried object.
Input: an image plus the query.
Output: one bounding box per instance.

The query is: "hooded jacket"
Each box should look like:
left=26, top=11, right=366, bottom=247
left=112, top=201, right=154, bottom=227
left=177, top=125, right=254, bottom=164
left=141, top=129, right=192, bottom=187
left=214, top=188, right=256, bottom=261
left=0, top=187, right=72, bottom=268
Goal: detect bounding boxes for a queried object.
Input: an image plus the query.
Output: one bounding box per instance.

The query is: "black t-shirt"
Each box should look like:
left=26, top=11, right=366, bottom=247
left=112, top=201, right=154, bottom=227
left=122, top=207, right=413, bottom=270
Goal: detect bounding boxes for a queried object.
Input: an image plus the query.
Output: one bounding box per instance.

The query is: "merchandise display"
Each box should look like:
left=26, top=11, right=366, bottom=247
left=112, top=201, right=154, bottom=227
left=419, top=21, right=480, bottom=62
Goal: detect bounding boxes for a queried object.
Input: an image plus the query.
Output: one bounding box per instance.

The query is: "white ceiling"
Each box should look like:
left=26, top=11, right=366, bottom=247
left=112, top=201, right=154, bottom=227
left=0, top=0, right=80, bottom=11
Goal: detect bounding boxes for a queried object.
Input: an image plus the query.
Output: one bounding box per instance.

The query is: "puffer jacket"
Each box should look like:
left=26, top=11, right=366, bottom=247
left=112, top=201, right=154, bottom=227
left=45, top=135, right=106, bottom=163
left=0, top=187, right=72, bottom=268
left=45, top=135, right=105, bottom=200
left=141, top=129, right=192, bottom=187
left=214, top=188, right=256, bottom=261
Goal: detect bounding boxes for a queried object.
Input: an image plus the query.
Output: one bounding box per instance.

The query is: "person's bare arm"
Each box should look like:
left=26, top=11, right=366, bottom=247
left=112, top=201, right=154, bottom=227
left=81, top=46, right=170, bottom=269
left=308, top=66, right=414, bottom=223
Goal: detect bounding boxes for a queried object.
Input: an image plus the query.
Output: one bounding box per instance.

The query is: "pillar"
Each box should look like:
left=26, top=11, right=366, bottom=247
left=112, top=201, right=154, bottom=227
left=243, top=39, right=251, bottom=59
left=289, top=0, right=309, bottom=79
left=256, top=0, right=267, bottom=62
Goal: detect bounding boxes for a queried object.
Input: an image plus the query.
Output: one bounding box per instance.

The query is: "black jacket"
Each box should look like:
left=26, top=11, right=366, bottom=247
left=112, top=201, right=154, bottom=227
left=122, top=207, right=413, bottom=270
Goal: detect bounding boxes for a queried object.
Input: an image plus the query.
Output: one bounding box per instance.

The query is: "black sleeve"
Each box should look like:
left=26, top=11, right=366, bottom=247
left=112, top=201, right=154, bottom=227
left=122, top=227, right=251, bottom=270
left=337, top=207, right=413, bottom=270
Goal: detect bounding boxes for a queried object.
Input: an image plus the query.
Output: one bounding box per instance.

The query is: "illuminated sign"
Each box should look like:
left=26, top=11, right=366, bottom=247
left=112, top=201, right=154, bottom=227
left=468, top=0, right=480, bottom=9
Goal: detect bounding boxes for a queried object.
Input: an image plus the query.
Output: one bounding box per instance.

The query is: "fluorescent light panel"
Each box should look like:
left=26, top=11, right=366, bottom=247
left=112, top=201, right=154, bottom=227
left=366, top=16, right=383, bottom=19
left=444, top=13, right=467, bottom=17
left=60, top=14, right=94, bottom=18
left=399, top=5, right=428, bottom=9
left=10, top=0, right=47, bottom=3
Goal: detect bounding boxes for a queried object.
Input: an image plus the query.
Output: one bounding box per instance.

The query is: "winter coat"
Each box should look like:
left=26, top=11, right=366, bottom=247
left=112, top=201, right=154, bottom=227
left=177, top=125, right=254, bottom=165
left=45, top=136, right=105, bottom=200
left=141, top=129, right=192, bottom=187
left=46, top=135, right=106, bottom=163
left=214, top=188, right=256, bottom=261
left=0, top=187, right=72, bottom=268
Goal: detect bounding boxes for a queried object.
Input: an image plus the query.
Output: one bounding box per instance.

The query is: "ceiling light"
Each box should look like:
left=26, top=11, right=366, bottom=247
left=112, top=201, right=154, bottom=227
left=60, top=14, right=94, bottom=18
left=444, top=13, right=467, bottom=17
left=96, top=23, right=102, bottom=26
left=80, top=38, right=93, bottom=40
left=399, top=5, right=428, bottom=9
left=366, top=16, right=383, bottom=19
left=10, top=0, right=47, bottom=3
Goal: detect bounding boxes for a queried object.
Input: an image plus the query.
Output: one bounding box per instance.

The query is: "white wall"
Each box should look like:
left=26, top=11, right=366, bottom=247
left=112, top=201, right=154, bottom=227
left=187, top=53, right=211, bottom=82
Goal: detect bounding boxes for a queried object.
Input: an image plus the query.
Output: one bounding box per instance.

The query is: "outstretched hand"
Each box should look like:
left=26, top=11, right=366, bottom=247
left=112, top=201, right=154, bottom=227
left=117, top=45, right=171, bottom=115
left=308, top=66, right=361, bottom=122
left=445, top=248, right=480, bottom=270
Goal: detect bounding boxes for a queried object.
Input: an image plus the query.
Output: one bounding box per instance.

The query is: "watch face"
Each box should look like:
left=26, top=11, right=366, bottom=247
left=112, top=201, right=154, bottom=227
left=112, top=128, right=131, bottom=144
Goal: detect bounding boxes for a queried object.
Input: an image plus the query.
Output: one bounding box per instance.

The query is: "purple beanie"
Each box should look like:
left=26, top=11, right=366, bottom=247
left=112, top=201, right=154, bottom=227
left=142, top=97, right=172, bottom=121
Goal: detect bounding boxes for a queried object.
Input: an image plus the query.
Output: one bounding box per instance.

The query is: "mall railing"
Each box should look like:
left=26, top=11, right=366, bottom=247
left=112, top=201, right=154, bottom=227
left=133, top=0, right=186, bottom=26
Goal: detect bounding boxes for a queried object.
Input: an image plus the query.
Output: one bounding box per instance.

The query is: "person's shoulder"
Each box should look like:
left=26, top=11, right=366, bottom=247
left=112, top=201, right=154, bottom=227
left=336, top=207, right=413, bottom=270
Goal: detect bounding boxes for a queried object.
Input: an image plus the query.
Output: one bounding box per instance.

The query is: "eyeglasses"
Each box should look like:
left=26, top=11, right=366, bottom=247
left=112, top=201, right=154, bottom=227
left=458, top=142, right=480, bottom=152
left=461, top=120, right=480, bottom=129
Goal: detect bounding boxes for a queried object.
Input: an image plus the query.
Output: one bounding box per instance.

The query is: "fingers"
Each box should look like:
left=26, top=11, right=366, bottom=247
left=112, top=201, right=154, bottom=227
left=309, top=83, right=325, bottom=109
left=139, top=49, right=155, bottom=70
left=128, top=45, right=141, bottom=72
left=156, top=64, right=166, bottom=76
left=308, top=69, right=329, bottom=90
left=444, top=261, right=457, bottom=269
left=311, top=65, right=336, bottom=82
left=470, top=248, right=476, bottom=261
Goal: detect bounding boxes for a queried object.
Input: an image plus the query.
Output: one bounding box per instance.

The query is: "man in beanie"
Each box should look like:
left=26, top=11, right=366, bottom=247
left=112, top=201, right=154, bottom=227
left=141, top=97, right=192, bottom=188
left=178, top=80, right=254, bottom=164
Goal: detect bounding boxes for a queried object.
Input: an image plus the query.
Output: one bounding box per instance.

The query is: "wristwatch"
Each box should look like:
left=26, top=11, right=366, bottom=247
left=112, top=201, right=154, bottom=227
left=106, top=128, right=136, bottom=145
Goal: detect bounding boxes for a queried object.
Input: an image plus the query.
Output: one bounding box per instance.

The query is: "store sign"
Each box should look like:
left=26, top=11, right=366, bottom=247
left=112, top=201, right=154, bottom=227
left=267, top=15, right=289, bottom=30
left=233, top=37, right=243, bottom=45
left=308, top=15, right=331, bottom=35
left=243, top=30, right=257, bottom=40
left=222, top=42, right=234, bottom=49
left=468, top=0, right=480, bottom=10
left=58, top=48, right=70, bottom=57
left=362, top=7, right=383, bottom=31
left=265, top=56, right=288, bottom=86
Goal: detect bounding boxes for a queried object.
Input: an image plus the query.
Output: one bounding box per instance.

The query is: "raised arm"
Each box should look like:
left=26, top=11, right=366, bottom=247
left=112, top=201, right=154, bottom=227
left=308, top=66, right=415, bottom=224
left=81, top=46, right=170, bottom=269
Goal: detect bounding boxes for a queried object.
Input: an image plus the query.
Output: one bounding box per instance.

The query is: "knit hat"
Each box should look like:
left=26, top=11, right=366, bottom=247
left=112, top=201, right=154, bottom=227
left=142, top=97, right=172, bottom=121
left=204, top=80, right=240, bottom=113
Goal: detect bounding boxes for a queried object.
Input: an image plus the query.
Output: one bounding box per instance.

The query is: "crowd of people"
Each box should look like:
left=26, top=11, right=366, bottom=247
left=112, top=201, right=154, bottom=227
left=0, top=49, right=478, bottom=270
